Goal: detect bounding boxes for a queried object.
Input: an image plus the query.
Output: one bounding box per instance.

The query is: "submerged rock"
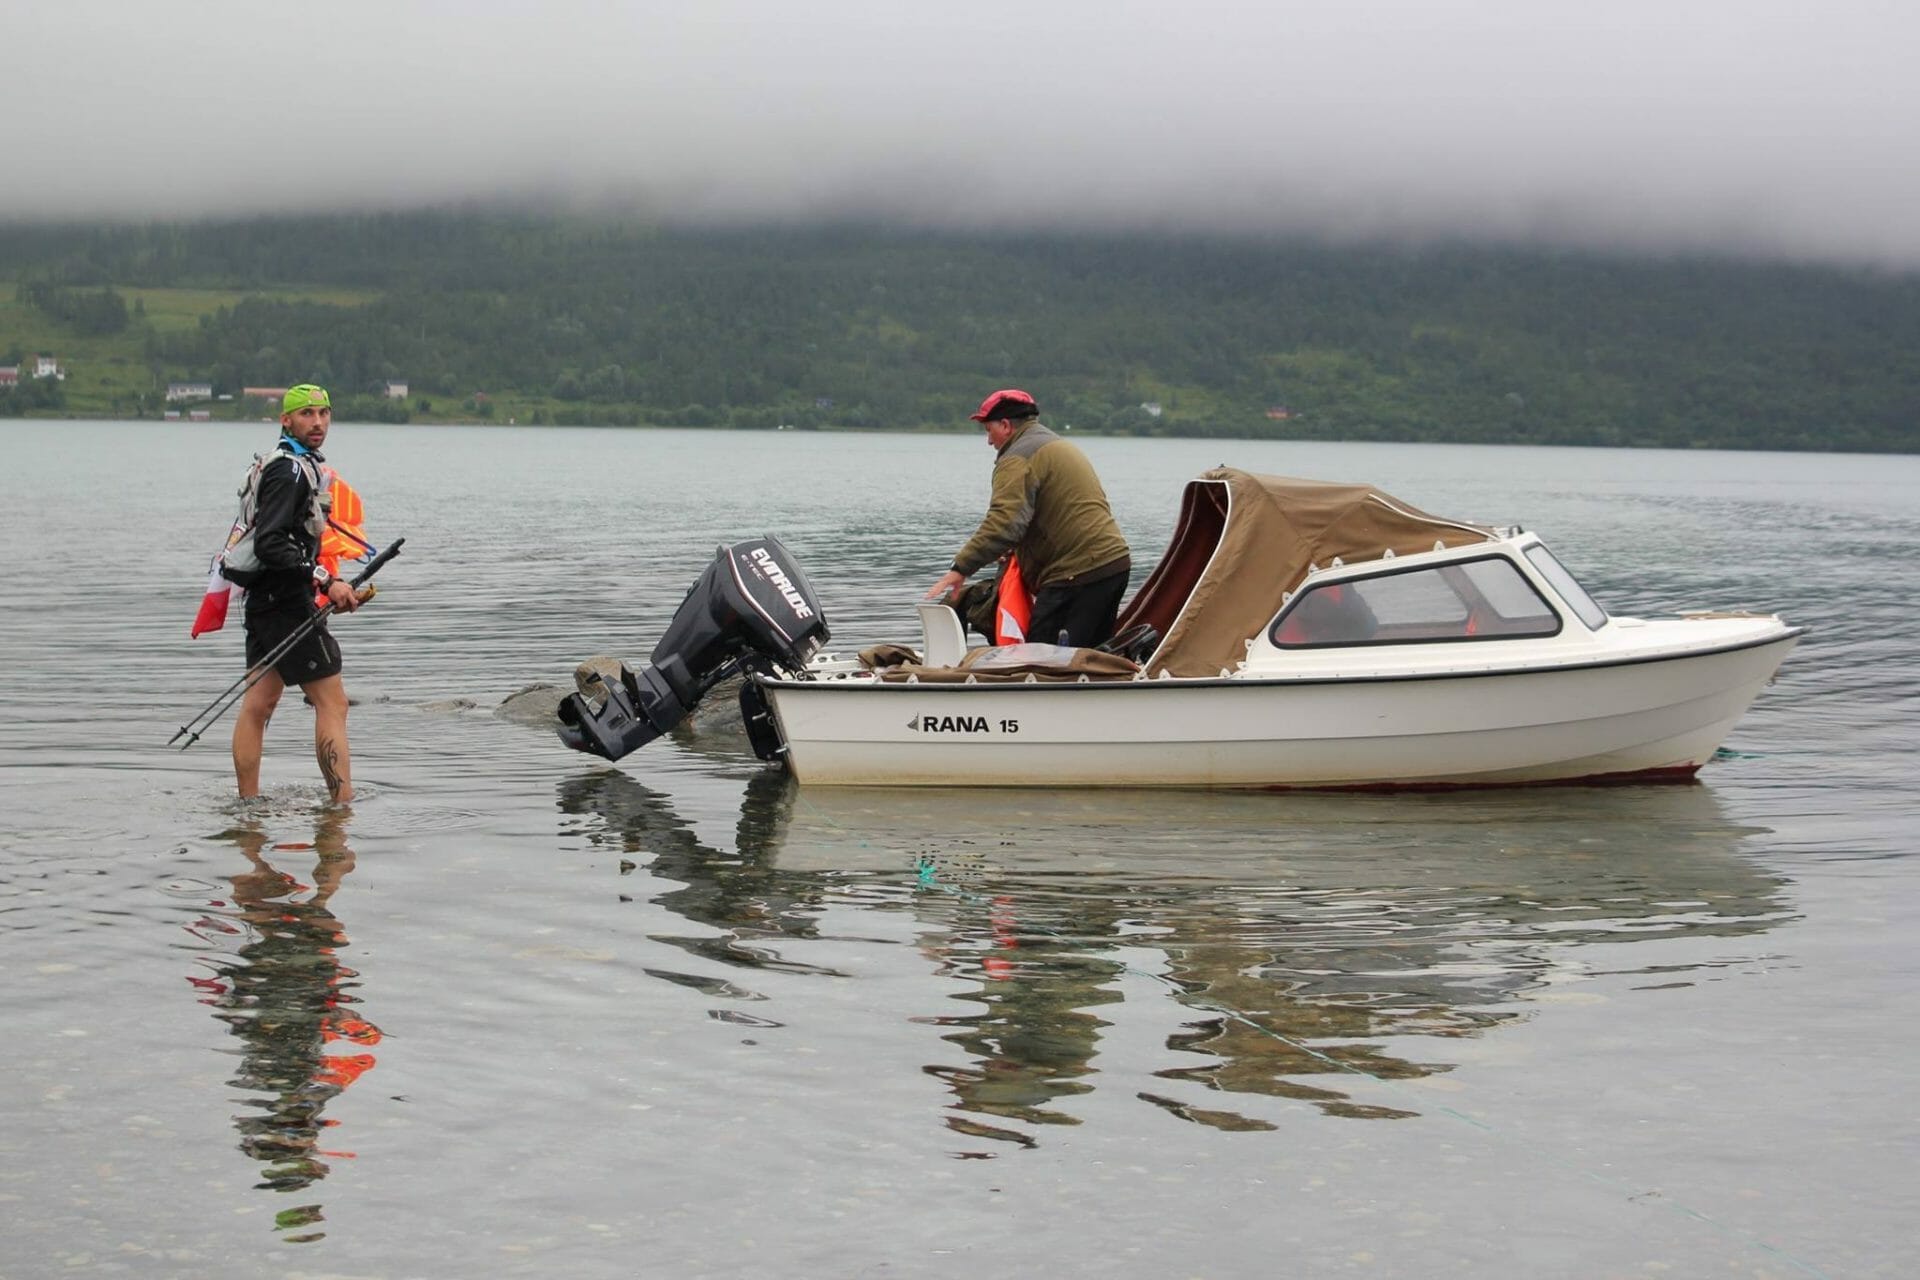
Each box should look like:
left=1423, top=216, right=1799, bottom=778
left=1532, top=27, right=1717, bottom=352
left=680, top=674, right=745, bottom=739
left=491, top=655, right=747, bottom=743
left=493, top=656, right=630, bottom=729
left=418, top=697, right=479, bottom=714
left=572, top=655, right=626, bottom=706
left=494, top=682, right=569, bottom=729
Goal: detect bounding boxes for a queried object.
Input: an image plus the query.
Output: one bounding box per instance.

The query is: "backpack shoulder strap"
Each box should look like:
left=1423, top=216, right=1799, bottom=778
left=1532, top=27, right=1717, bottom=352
left=236, top=442, right=319, bottom=516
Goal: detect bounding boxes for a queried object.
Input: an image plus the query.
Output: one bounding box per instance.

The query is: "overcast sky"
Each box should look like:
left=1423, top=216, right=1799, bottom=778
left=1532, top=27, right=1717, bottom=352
left=7, top=0, right=1917, bottom=268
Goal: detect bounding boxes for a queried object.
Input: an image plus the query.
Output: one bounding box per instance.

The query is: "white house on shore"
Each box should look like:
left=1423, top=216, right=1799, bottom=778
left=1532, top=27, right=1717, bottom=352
left=166, top=381, right=214, bottom=403
left=33, top=355, right=64, bottom=380
left=384, top=380, right=409, bottom=399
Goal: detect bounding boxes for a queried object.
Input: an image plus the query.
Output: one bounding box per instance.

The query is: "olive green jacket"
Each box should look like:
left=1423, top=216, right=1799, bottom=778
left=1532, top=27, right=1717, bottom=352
left=951, top=423, right=1130, bottom=588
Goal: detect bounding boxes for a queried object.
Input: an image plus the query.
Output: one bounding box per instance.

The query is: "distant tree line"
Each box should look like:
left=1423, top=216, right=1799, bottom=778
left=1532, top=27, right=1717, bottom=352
left=3, top=213, right=1918, bottom=451
left=0, top=374, right=65, bottom=417
left=15, top=280, right=130, bottom=336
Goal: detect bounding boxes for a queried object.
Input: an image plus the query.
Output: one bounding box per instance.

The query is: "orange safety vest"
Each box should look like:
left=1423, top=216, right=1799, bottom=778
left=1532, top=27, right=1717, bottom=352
left=317, top=474, right=371, bottom=582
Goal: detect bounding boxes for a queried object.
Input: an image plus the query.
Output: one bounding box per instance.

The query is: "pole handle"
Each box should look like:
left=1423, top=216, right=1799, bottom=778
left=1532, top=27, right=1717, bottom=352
left=349, top=536, right=405, bottom=588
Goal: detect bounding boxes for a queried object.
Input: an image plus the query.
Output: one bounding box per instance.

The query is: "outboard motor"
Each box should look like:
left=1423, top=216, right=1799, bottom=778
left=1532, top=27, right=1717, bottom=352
left=557, top=536, right=829, bottom=761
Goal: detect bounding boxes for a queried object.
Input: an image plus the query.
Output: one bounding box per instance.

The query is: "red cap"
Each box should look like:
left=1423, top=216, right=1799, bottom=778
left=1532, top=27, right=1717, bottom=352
left=969, top=388, right=1037, bottom=422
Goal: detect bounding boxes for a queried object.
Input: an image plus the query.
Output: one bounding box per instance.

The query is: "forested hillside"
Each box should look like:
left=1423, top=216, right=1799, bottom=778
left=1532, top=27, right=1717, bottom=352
left=4, top=213, right=1918, bottom=451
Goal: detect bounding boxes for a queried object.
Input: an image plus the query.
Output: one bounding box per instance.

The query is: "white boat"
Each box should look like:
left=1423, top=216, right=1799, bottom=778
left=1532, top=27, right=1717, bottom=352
left=559, top=469, right=1803, bottom=790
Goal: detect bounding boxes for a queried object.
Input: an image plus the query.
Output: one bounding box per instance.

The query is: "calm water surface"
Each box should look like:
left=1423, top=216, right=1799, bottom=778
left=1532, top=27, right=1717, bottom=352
left=2, top=422, right=1917, bottom=1278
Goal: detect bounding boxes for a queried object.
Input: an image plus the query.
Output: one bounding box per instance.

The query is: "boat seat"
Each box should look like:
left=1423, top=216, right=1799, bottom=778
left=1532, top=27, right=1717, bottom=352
left=915, top=601, right=970, bottom=667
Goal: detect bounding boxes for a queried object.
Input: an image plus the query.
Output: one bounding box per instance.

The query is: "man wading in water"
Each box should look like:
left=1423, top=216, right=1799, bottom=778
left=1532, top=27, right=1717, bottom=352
left=234, top=385, right=364, bottom=803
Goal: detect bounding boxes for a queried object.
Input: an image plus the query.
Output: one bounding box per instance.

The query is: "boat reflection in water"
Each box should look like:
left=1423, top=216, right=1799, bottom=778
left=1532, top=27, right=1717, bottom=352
left=559, top=769, right=1790, bottom=1146
left=182, top=808, right=381, bottom=1241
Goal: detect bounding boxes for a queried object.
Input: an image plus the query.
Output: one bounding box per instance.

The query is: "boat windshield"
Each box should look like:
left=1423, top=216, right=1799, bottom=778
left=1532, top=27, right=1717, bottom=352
left=1271, top=554, right=1562, bottom=647
left=1523, top=544, right=1609, bottom=630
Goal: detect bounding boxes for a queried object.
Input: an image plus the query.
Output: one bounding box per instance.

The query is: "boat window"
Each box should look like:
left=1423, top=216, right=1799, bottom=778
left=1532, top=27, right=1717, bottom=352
left=1271, top=555, right=1562, bottom=647
left=1524, top=544, right=1609, bottom=630
left=1453, top=559, right=1558, bottom=629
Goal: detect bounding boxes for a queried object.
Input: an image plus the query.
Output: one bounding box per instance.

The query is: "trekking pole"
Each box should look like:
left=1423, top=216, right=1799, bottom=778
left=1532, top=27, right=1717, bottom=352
left=174, top=586, right=381, bottom=748
left=171, top=538, right=406, bottom=749
left=171, top=538, right=405, bottom=750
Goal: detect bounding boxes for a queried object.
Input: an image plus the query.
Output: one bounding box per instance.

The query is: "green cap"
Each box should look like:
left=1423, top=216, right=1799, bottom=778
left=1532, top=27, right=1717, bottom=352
left=282, top=384, right=330, bottom=415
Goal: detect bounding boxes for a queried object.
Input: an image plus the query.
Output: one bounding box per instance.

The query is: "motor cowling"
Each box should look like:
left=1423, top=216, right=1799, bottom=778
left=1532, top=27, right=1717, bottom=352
left=557, top=536, right=829, bottom=761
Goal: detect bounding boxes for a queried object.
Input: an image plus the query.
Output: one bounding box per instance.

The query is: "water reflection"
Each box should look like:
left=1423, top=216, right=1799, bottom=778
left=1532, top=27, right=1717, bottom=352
left=559, top=770, right=838, bottom=985
left=561, top=769, right=1792, bottom=1149
left=183, top=808, right=380, bottom=1241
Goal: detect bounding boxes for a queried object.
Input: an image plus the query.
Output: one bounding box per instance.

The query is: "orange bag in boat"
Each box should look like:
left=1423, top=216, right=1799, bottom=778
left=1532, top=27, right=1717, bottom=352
left=994, top=554, right=1031, bottom=645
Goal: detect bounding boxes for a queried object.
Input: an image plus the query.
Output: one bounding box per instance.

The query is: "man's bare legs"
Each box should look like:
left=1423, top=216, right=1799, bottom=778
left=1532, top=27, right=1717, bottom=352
left=304, top=675, right=354, bottom=804
left=233, top=670, right=286, bottom=799
left=232, top=670, right=353, bottom=804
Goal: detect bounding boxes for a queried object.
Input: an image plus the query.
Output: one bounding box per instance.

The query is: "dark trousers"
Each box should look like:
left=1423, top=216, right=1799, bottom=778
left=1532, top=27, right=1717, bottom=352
left=1027, top=568, right=1130, bottom=648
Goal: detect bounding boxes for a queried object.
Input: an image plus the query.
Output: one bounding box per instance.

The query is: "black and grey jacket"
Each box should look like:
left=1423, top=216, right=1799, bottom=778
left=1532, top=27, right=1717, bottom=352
left=244, top=440, right=331, bottom=614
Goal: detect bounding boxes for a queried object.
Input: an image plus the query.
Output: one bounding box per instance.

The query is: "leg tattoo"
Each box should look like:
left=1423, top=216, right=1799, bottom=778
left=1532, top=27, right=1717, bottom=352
left=319, top=737, right=345, bottom=799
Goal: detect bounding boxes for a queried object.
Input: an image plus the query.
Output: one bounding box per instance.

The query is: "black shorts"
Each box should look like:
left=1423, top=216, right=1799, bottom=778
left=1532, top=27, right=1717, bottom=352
left=245, top=607, right=343, bottom=685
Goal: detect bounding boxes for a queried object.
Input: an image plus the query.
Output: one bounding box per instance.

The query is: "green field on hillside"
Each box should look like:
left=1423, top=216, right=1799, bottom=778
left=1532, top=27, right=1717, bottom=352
left=1, top=281, right=379, bottom=417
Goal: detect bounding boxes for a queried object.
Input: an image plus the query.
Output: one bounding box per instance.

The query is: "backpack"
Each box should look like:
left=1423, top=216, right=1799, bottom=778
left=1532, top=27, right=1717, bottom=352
left=213, top=442, right=332, bottom=589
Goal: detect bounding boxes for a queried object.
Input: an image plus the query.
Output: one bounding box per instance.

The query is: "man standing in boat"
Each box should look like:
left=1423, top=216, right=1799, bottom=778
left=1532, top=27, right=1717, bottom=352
left=925, top=388, right=1131, bottom=647
left=233, top=384, right=364, bottom=804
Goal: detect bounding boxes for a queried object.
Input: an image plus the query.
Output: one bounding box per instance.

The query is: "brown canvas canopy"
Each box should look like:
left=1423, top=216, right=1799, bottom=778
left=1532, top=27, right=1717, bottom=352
left=1115, top=469, right=1499, bottom=677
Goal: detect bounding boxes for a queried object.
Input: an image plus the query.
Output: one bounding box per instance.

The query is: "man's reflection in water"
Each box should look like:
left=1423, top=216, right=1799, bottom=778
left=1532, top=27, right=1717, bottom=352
left=901, top=849, right=1443, bottom=1141
left=912, top=842, right=1788, bottom=1139
left=910, top=863, right=1126, bottom=1148
left=560, top=771, right=1129, bottom=1148
left=187, top=807, right=380, bottom=1242
left=561, top=771, right=1790, bottom=1152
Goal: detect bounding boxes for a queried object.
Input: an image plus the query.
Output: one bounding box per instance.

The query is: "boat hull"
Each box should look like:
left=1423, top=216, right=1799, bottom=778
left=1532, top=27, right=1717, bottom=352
left=760, top=632, right=1800, bottom=789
